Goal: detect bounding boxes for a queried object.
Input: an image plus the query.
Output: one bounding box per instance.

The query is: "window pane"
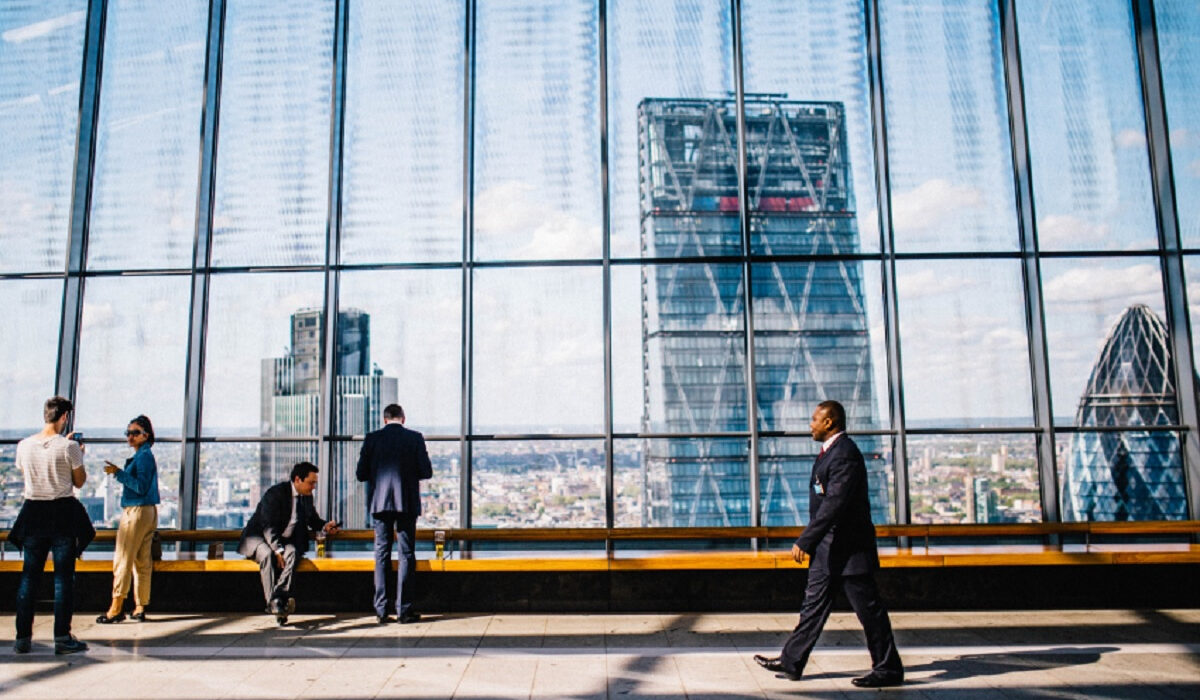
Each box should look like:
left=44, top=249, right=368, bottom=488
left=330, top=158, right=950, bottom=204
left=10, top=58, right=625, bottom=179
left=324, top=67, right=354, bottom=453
left=908, top=434, right=1041, bottom=524
left=896, top=260, right=1032, bottom=428
left=761, top=436, right=895, bottom=526
left=879, top=0, right=1019, bottom=252
left=471, top=439, right=604, bottom=527
left=198, top=441, right=316, bottom=529
left=472, top=0, right=601, bottom=261
left=336, top=270, right=462, bottom=435
left=753, top=261, right=888, bottom=432
left=86, top=0, right=207, bottom=270
left=341, top=0, right=464, bottom=264
left=0, top=1, right=86, bottom=273
left=742, top=0, right=880, bottom=254
left=74, top=275, right=191, bottom=438
left=0, top=280, right=62, bottom=434
left=1058, top=431, right=1186, bottom=521
left=472, top=267, right=602, bottom=434
left=613, top=437, right=748, bottom=527
left=1041, top=258, right=1169, bottom=427
left=607, top=0, right=734, bottom=258
left=201, top=272, right=325, bottom=442
left=84, top=442, right=182, bottom=529
left=334, top=439, right=459, bottom=530
left=210, top=0, right=334, bottom=267
left=614, top=263, right=746, bottom=435
left=1156, top=0, right=1200, bottom=248
left=1017, top=0, right=1158, bottom=251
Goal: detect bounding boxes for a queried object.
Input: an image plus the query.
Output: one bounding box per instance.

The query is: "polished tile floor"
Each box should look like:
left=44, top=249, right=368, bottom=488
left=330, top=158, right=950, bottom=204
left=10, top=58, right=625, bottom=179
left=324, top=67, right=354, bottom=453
left=1, top=609, right=1197, bottom=698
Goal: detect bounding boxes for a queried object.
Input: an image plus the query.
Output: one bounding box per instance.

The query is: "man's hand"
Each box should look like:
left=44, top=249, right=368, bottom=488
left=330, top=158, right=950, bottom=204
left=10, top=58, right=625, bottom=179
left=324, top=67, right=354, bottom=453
left=274, top=551, right=285, bottom=570
left=791, top=544, right=807, bottom=565
left=323, top=521, right=340, bottom=535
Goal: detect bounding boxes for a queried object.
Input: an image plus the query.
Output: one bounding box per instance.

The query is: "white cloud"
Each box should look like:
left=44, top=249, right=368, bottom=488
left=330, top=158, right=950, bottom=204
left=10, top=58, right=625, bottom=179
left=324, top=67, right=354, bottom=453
left=1115, top=128, right=1146, bottom=149
left=2, top=11, right=85, bottom=44
left=474, top=181, right=601, bottom=259
left=890, top=178, right=985, bottom=233
left=1189, top=158, right=1200, bottom=179
left=1042, top=263, right=1162, bottom=305
left=1170, top=128, right=1191, bottom=147
left=896, top=268, right=972, bottom=300
left=1037, top=214, right=1111, bottom=248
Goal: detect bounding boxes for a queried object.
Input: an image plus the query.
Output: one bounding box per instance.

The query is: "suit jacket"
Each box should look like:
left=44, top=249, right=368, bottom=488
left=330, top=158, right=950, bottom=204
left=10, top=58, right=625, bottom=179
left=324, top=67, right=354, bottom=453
left=793, top=434, right=880, bottom=576
left=356, top=423, right=432, bottom=516
left=237, top=481, right=327, bottom=558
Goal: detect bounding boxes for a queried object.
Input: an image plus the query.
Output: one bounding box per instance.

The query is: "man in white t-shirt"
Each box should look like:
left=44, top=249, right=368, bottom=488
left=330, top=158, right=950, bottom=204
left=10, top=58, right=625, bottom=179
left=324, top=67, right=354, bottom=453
left=12, top=396, right=90, bottom=655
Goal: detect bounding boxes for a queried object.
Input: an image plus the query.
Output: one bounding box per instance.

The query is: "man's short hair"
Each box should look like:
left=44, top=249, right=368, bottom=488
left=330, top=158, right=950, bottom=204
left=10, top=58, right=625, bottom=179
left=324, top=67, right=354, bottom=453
left=383, top=404, right=405, bottom=421
left=817, top=400, right=847, bottom=431
left=290, top=462, right=319, bottom=482
left=43, top=396, right=73, bottom=424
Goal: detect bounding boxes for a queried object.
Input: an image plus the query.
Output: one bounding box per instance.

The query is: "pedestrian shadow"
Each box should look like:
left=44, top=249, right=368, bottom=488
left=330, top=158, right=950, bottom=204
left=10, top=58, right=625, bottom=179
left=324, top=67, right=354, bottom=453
left=905, top=646, right=1120, bottom=684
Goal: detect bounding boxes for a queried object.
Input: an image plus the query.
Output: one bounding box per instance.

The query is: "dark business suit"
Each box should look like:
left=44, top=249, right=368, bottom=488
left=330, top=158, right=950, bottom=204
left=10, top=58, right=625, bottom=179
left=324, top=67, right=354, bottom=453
left=238, top=481, right=327, bottom=609
left=779, top=434, right=903, bottom=678
left=357, top=422, right=432, bottom=618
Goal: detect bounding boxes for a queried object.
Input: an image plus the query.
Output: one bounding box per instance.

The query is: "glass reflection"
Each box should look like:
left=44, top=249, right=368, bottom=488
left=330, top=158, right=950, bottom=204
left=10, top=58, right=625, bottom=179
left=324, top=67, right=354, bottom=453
left=471, top=439, right=604, bottom=528
left=879, top=0, right=1019, bottom=252
left=0, top=280, right=62, bottom=434
left=473, top=0, right=601, bottom=261
left=341, top=0, right=464, bottom=264
left=210, top=0, right=334, bottom=267
left=87, top=0, right=206, bottom=271
left=1018, top=0, right=1157, bottom=251
left=1155, top=0, right=1200, bottom=248
left=0, top=0, right=86, bottom=273
left=908, top=434, right=1040, bottom=524
left=896, top=260, right=1032, bottom=428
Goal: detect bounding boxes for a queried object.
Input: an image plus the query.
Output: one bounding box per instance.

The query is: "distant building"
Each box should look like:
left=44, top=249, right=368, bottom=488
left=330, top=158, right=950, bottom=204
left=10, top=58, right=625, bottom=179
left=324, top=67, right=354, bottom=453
left=1063, top=305, right=1188, bottom=521
left=637, top=96, right=889, bottom=527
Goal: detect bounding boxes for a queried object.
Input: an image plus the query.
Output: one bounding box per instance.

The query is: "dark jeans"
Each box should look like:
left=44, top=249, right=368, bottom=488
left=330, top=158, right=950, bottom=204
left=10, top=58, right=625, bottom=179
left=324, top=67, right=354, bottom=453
left=373, top=512, right=417, bottom=617
left=250, top=542, right=298, bottom=609
left=15, top=534, right=76, bottom=639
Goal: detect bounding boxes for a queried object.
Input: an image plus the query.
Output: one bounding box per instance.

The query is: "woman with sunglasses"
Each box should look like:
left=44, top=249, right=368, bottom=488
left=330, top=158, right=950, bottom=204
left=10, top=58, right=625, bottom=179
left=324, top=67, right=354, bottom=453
left=96, top=415, right=160, bottom=623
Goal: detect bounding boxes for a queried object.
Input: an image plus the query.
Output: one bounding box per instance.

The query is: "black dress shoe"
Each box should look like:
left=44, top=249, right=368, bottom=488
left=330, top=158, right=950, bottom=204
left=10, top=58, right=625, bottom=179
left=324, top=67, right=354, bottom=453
left=851, top=671, right=904, bottom=688
left=398, top=612, right=421, bottom=624
left=753, top=654, right=785, bottom=672
left=96, top=612, right=126, bottom=624
left=130, top=611, right=147, bottom=622
left=376, top=614, right=393, bottom=624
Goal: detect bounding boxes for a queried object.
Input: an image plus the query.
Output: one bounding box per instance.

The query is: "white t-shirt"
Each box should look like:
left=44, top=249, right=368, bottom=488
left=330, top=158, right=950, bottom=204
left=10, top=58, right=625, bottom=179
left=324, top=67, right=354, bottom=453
left=16, top=434, right=83, bottom=500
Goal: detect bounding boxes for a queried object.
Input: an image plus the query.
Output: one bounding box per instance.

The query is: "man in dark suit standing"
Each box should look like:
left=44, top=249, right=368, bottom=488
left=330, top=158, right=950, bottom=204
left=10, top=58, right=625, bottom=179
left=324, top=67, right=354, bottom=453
left=754, top=400, right=904, bottom=688
left=357, top=403, right=432, bottom=624
left=238, top=461, right=339, bottom=625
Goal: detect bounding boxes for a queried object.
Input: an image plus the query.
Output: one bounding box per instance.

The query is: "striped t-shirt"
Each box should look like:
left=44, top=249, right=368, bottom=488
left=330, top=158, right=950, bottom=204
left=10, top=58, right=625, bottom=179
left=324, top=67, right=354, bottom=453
left=16, top=434, right=84, bottom=500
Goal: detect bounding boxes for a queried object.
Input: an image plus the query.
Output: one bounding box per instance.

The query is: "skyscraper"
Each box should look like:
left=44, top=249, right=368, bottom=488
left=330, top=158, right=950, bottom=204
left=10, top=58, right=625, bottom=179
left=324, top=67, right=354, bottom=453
left=1063, top=304, right=1188, bottom=521
left=638, top=96, right=889, bottom=527
left=261, top=308, right=397, bottom=527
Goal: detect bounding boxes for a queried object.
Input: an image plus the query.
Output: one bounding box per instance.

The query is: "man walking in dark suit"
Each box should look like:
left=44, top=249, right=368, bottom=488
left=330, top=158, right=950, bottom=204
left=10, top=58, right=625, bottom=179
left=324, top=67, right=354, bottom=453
left=238, top=462, right=339, bottom=625
left=754, top=400, right=904, bottom=687
left=357, top=403, right=432, bottom=624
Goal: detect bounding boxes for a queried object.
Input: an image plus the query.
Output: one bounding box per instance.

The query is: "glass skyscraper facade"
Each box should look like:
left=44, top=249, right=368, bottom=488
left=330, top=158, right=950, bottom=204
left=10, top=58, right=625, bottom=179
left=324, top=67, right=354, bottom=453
left=1, top=0, right=1198, bottom=533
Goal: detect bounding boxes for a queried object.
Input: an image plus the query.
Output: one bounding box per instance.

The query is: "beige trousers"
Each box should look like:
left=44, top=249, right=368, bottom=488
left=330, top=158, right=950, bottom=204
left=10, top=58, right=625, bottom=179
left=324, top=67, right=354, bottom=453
left=112, top=505, right=157, bottom=605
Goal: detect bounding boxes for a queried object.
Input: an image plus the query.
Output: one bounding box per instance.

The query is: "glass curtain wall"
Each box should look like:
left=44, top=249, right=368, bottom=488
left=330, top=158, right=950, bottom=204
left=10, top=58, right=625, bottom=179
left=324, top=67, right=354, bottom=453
left=1, top=0, right=1196, bottom=533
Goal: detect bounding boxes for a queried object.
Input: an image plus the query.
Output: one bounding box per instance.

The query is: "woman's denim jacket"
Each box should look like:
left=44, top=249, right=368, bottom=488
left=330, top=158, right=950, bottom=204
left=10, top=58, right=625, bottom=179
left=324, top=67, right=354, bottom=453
left=115, top=444, right=160, bottom=508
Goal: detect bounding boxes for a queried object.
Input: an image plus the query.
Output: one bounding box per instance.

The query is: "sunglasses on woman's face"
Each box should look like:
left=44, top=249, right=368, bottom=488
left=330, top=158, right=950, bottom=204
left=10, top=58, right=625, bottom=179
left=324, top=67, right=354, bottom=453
left=125, top=429, right=145, bottom=437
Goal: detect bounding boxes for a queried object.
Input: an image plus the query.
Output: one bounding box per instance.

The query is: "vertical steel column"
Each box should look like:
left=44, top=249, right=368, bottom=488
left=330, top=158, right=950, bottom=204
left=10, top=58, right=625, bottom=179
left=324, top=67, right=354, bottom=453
left=318, top=0, right=351, bottom=519
left=459, top=0, right=477, bottom=529
left=56, top=0, right=107, bottom=409
left=999, top=0, right=1059, bottom=524
left=599, top=0, right=615, bottom=535
left=730, top=0, right=761, bottom=528
left=180, top=0, right=227, bottom=530
left=1132, top=0, right=1200, bottom=521
left=864, top=0, right=910, bottom=525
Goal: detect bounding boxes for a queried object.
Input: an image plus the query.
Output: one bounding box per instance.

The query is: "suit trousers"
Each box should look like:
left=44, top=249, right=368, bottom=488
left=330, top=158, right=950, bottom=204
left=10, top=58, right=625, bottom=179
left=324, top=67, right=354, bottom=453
left=112, top=505, right=157, bottom=605
left=780, top=565, right=903, bottom=678
left=251, top=542, right=297, bottom=608
left=373, top=512, right=417, bottom=617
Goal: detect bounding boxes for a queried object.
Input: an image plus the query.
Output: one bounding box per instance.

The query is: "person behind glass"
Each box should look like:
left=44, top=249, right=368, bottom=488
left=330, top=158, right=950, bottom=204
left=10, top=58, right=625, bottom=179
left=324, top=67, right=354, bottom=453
left=96, top=415, right=161, bottom=624
left=356, top=403, right=432, bottom=624
left=754, top=400, right=904, bottom=688
left=237, top=461, right=339, bottom=625
left=10, top=396, right=94, bottom=655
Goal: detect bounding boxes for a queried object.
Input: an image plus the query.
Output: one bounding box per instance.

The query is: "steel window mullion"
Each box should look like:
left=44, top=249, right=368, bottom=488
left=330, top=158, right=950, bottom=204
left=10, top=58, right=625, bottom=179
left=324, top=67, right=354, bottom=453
left=1132, top=0, right=1200, bottom=521
left=865, top=0, right=909, bottom=526
left=599, top=0, right=615, bottom=533
left=999, top=0, right=1059, bottom=524
left=180, top=0, right=227, bottom=530
left=460, top=0, right=476, bottom=530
